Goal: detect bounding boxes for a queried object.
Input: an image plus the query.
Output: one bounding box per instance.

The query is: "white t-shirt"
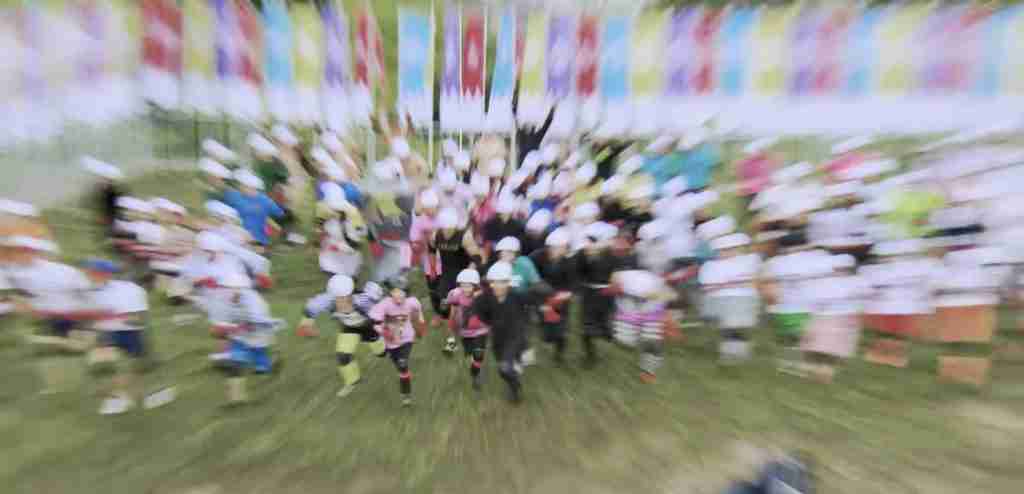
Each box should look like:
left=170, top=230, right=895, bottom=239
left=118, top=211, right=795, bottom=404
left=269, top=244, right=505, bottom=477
left=87, top=281, right=148, bottom=331
left=808, top=208, right=869, bottom=247
left=700, top=254, right=762, bottom=298
left=860, top=258, right=941, bottom=314
left=807, top=275, right=872, bottom=316
left=4, top=260, right=91, bottom=313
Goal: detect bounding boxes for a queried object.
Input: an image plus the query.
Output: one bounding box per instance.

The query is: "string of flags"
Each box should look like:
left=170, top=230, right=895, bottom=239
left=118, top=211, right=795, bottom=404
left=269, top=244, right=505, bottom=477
left=3, top=1, right=1023, bottom=146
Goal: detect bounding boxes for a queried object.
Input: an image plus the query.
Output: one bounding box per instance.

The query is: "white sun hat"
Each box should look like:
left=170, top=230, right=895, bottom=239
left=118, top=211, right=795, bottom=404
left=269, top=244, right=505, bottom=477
left=831, top=135, right=874, bottom=155
left=247, top=133, right=278, bottom=157
left=234, top=169, right=265, bottom=190
left=436, top=207, right=460, bottom=229
left=485, top=158, right=507, bottom=178
left=528, top=172, right=553, bottom=199
left=696, top=215, right=737, bottom=241
left=196, top=231, right=228, bottom=252
left=320, top=132, right=343, bottom=153
left=573, top=202, right=601, bottom=222
left=486, top=261, right=513, bottom=281
left=271, top=124, right=299, bottom=147
left=574, top=161, right=597, bottom=188
left=202, top=139, right=238, bottom=162
left=710, top=233, right=751, bottom=250
left=453, top=150, right=471, bottom=171
left=199, top=158, right=231, bottom=179
left=205, top=200, right=239, bottom=222
left=0, top=199, right=38, bottom=217
left=495, top=194, right=519, bottom=215
left=601, top=175, right=625, bottom=197
left=545, top=227, right=571, bottom=247
left=526, top=209, right=553, bottom=233
left=645, top=135, right=676, bottom=153
left=470, top=172, right=490, bottom=197
left=81, top=156, right=123, bottom=181
left=661, top=176, right=689, bottom=197
left=495, top=236, right=521, bottom=252
left=437, top=167, right=458, bottom=190
left=419, top=188, right=440, bottom=209
left=1, top=235, right=59, bottom=253
left=617, top=155, right=644, bottom=176
left=151, top=197, right=186, bottom=215
left=328, top=274, right=355, bottom=297
left=391, top=137, right=411, bottom=159
left=773, top=161, right=815, bottom=184
left=637, top=219, right=671, bottom=241
left=117, top=197, right=156, bottom=214
left=540, top=143, right=560, bottom=164
left=456, top=268, right=481, bottom=285
left=442, top=139, right=458, bottom=157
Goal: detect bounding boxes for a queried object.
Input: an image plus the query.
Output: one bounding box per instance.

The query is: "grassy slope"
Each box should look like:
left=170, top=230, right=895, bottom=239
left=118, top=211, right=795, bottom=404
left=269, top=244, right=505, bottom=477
left=0, top=167, right=1021, bottom=494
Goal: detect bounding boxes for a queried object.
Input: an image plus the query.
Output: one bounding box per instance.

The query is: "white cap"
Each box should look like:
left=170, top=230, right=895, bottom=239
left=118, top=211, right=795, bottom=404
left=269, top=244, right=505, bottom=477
left=372, top=158, right=400, bottom=182
left=457, top=268, right=481, bottom=285
left=247, top=133, right=278, bottom=157
left=419, top=189, right=439, bottom=209
left=486, top=261, right=514, bottom=281
left=528, top=173, right=553, bottom=199
left=678, top=128, right=707, bottom=150
left=151, top=197, right=186, bottom=215
left=436, top=207, right=460, bottom=229
left=690, top=190, right=720, bottom=210
left=220, top=271, right=252, bottom=289
left=495, top=236, right=521, bottom=252
left=235, top=169, right=265, bottom=190
left=824, top=181, right=862, bottom=198
left=442, top=139, right=458, bottom=157
left=453, top=150, right=471, bottom=171
left=575, top=161, right=597, bottom=188
left=661, top=176, right=688, bottom=197
left=626, top=182, right=655, bottom=201
left=437, top=167, right=458, bottom=190
left=696, top=215, right=736, bottom=241
left=495, top=194, right=519, bottom=215
left=1, top=235, right=59, bottom=253
left=838, top=158, right=896, bottom=181
left=526, top=209, right=553, bottom=233
left=646, top=135, right=676, bottom=153
left=573, top=202, right=601, bottom=222
left=117, top=196, right=156, bottom=214
left=363, top=281, right=384, bottom=300
left=470, top=173, right=490, bottom=197
left=831, top=135, right=874, bottom=155
left=872, top=239, right=924, bottom=257
left=507, top=168, right=531, bottom=191
left=552, top=172, right=573, bottom=198
left=710, top=233, right=750, bottom=250
left=564, top=151, right=582, bottom=170
left=522, top=151, right=541, bottom=173
left=601, top=175, right=625, bottom=197
left=831, top=254, right=857, bottom=270
left=618, top=270, right=667, bottom=298
left=540, top=143, right=559, bottom=164
left=196, top=231, right=227, bottom=252
left=202, top=139, right=237, bottom=162
left=324, top=185, right=351, bottom=211
left=199, top=158, right=231, bottom=179
left=773, top=161, right=815, bottom=184
left=310, top=146, right=336, bottom=168
left=205, top=200, right=239, bottom=221
left=637, top=219, right=671, bottom=241
left=545, top=227, right=571, bottom=247
left=0, top=199, right=38, bottom=217
left=81, top=156, right=123, bottom=180
left=327, top=274, right=355, bottom=297
left=391, top=138, right=411, bottom=159
left=743, top=136, right=779, bottom=155
left=321, top=132, right=343, bottom=153
left=584, top=221, right=618, bottom=243
left=323, top=162, right=347, bottom=182
left=271, top=124, right=299, bottom=147
left=485, top=158, right=506, bottom=178
left=617, top=155, right=644, bottom=176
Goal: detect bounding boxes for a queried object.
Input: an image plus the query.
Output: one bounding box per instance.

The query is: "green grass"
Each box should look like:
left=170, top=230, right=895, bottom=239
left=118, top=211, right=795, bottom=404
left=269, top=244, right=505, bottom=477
left=2, top=169, right=1024, bottom=493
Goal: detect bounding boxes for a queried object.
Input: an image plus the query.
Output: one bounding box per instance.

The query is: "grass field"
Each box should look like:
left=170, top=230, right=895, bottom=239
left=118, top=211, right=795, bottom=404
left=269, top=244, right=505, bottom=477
left=2, top=167, right=1024, bottom=494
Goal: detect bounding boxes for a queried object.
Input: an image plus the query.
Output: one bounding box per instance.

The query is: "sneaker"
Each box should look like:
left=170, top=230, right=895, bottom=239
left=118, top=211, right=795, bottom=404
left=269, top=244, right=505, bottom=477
left=99, top=396, right=135, bottom=415
left=640, top=372, right=657, bottom=384
left=337, top=381, right=360, bottom=397
left=513, top=361, right=523, bottom=375
left=401, top=395, right=413, bottom=407
left=472, top=374, right=482, bottom=392
left=208, top=352, right=231, bottom=362
left=286, top=233, right=307, bottom=245
left=521, top=348, right=536, bottom=366
left=143, top=387, right=176, bottom=409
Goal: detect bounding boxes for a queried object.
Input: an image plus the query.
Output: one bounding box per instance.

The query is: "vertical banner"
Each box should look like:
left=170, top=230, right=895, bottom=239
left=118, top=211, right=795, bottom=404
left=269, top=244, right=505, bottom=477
left=812, top=6, right=853, bottom=95
left=877, top=4, right=931, bottom=96
left=843, top=7, right=883, bottom=98
left=183, top=0, right=216, bottom=115
left=292, top=2, right=324, bottom=124
left=235, top=0, right=263, bottom=120
left=322, top=0, right=351, bottom=131
left=631, top=9, right=667, bottom=136
left=1005, top=8, right=1024, bottom=95
left=789, top=7, right=821, bottom=97
left=665, top=8, right=698, bottom=99
left=719, top=7, right=756, bottom=97
left=397, top=6, right=433, bottom=127
left=140, top=0, right=182, bottom=110
left=263, top=0, right=293, bottom=122
left=462, top=8, right=486, bottom=131
left=518, top=12, right=548, bottom=126
left=440, top=7, right=461, bottom=131
left=353, top=4, right=385, bottom=124
left=70, top=0, right=111, bottom=125
left=576, top=14, right=600, bottom=130
left=110, top=0, right=143, bottom=121
left=213, top=0, right=239, bottom=115
left=597, top=15, right=630, bottom=136
left=486, top=8, right=517, bottom=132
left=546, top=14, right=575, bottom=137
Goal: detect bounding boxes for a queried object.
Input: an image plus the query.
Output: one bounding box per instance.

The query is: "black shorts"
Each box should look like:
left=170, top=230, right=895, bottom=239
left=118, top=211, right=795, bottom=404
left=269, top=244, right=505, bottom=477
left=341, top=324, right=380, bottom=343
left=386, top=343, right=413, bottom=368
left=461, top=334, right=487, bottom=356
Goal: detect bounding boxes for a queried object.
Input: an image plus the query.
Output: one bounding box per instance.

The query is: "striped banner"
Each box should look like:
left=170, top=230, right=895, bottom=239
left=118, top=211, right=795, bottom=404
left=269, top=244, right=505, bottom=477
left=597, top=15, right=630, bottom=136
left=546, top=15, right=574, bottom=100
left=518, top=12, right=549, bottom=125
left=632, top=9, right=667, bottom=135
left=440, top=6, right=460, bottom=131
left=140, top=0, right=182, bottom=110
left=262, top=0, right=293, bottom=122
left=322, top=0, right=350, bottom=131
left=182, top=0, right=216, bottom=114
left=461, top=8, right=486, bottom=131
left=576, top=13, right=600, bottom=130
left=718, top=7, right=757, bottom=96
left=292, top=2, right=323, bottom=123
left=486, top=8, right=517, bottom=132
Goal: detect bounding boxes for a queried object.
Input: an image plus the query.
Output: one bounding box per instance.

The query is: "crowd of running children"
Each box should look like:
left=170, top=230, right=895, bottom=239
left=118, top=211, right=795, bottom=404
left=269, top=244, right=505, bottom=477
left=3, top=112, right=1023, bottom=412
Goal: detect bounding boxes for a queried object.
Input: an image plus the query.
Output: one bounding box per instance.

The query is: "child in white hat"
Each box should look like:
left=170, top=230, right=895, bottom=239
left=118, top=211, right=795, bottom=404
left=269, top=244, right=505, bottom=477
left=610, top=269, right=676, bottom=382
left=444, top=268, right=490, bottom=391
left=699, top=232, right=762, bottom=363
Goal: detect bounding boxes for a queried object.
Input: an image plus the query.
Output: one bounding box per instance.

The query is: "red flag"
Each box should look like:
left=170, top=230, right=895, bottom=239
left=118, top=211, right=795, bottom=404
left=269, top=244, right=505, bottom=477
left=462, top=10, right=485, bottom=98
left=355, top=7, right=385, bottom=87
left=692, top=9, right=723, bottom=94
left=141, top=0, right=182, bottom=75
left=235, top=0, right=262, bottom=86
left=576, top=14, right=599, bottom=97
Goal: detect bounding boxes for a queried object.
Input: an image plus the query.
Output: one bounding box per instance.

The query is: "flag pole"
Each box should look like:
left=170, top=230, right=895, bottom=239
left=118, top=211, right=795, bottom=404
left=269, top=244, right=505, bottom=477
left=428, top=0, right=436, bottom=173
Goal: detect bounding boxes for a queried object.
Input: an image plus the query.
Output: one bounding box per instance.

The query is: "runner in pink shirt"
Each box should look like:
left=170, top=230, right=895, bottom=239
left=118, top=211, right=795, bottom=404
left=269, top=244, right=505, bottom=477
left=444, top=269, right=489, bottom=391
left=368, top=275, right=426, bottom=407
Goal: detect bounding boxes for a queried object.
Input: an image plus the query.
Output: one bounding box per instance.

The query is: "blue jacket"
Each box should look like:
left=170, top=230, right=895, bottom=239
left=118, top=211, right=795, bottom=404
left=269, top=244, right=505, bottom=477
left=223, top=189, right=284, bottom=245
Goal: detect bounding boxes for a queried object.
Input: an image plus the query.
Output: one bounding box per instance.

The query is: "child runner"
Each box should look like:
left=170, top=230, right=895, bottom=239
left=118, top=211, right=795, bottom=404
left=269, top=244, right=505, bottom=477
left=445, top=268, right=489, bottom=391
left=610, top=269, right=676, bottom=382
left=298, top=275, right=387, bottom=397
left=429, top=207, right=483, bottom=322
left=529, top=227, right=578, bottom=365
left=577, top=221, right=622, bottom=367
left=699, top=233, right=763, bottom=364
left=368, top=275, right=426, bottom=407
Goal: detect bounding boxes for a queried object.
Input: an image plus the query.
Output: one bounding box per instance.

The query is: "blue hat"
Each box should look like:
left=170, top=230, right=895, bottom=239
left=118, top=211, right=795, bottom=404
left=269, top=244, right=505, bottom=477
left=83, top=259, right=121, bottom=274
